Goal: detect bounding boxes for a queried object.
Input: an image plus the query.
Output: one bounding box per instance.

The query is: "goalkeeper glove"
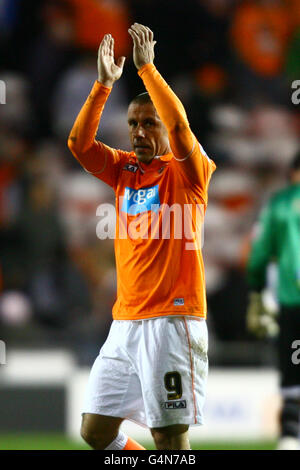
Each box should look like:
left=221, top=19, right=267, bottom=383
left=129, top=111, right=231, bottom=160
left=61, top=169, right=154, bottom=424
left=246, top=291, right=279, bottom=338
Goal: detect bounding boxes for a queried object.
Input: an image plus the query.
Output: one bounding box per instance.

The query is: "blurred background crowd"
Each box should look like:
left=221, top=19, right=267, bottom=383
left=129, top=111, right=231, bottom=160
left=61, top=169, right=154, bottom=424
left=0, top=0, right=299, bottom=366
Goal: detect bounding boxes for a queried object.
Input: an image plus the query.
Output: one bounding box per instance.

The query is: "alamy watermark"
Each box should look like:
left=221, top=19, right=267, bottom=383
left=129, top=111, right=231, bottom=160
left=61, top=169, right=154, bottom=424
left=0, top=80, right=6, bottom=104
left=291, top=80, right=300, bottom=105
left=291, top=340, right=300, bottom=365
left=95, top=199, right=205, bottom=250
left=0, top=340, right=6, bottom=365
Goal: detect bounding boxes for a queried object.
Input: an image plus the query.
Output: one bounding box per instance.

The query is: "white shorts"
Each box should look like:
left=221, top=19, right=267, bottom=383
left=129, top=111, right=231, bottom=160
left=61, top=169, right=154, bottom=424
left=82, top=316, right=208, bottom=428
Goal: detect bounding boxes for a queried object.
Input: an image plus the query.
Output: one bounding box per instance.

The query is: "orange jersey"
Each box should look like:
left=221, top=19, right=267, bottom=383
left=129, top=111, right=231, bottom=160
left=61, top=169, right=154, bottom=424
left=68, top=64, right=216, bottom=320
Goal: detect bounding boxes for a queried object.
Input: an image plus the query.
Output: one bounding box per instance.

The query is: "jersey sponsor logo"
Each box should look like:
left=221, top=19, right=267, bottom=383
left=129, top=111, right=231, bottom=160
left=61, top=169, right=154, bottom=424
left=164, top=400, right=186, bottom=409
left=122, top=163, right=138, bottom=173
left=174, top=298, right=184, bottom=306
left=121, top=185, right=160, bottom=215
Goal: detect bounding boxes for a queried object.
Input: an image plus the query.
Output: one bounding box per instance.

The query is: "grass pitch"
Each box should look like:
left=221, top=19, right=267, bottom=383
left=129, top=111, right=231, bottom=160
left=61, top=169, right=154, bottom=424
left=0, top=433, right=277, bottom=450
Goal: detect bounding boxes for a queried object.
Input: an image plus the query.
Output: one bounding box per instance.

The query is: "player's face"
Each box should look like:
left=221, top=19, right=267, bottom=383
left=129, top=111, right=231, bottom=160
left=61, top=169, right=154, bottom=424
left=127, top=102, right=170, bottom=163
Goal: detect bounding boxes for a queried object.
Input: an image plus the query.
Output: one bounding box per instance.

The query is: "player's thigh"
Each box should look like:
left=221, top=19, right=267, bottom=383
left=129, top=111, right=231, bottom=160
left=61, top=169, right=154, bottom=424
left=81, top=413, right=123, bottom=441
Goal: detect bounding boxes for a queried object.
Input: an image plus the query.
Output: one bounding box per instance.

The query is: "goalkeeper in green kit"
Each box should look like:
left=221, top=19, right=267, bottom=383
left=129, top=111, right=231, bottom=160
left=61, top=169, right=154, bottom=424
left=247, top=151, right=300, bottom=451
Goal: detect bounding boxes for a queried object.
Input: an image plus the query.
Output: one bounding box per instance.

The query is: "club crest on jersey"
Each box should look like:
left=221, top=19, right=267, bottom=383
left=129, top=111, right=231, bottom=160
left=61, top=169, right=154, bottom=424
left=174, top=298, right=184, bottom=306
left=121, top=185, right=160, bottom=215
left=122, top=163, right=138, bottom=173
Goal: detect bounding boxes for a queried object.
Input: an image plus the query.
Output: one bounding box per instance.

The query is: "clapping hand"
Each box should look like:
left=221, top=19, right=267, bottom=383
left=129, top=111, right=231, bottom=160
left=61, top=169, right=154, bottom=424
left=128, top=23, right=156, bottom=70
left=97, top=34, right=126, bottom=88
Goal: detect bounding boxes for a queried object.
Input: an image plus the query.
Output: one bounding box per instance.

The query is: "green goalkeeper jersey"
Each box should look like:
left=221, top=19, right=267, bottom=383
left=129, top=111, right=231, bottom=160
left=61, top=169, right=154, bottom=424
left=247, top=183, right=300, bottom=306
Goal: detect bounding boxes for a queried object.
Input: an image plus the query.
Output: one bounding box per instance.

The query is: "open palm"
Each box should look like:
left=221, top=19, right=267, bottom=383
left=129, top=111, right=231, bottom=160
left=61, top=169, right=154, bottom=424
left=97, top=34, right=125, bottom=88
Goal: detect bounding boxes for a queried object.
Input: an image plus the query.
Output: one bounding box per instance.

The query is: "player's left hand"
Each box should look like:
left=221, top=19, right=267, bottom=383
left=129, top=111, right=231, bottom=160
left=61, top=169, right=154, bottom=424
left=246, top=291, right=279, bottom=338
left=128, top=23, right=156, bottom=70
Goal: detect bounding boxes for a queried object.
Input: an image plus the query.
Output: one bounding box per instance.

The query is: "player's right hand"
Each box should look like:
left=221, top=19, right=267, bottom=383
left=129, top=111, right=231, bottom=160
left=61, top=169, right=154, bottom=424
left=246, top=291, right=279, bottom=338
left=97, top=34, right=126, bottom=88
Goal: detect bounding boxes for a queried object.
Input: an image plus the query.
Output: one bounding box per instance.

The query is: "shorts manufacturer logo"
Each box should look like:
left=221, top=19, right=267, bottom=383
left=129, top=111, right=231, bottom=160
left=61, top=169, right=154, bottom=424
left=164, top=400, right=186, bottom=409
left=174, top=298, right=184, bottom=306
left=121, top=185, right=160, bottom=215
left=122, top=163, right=138, bottom=173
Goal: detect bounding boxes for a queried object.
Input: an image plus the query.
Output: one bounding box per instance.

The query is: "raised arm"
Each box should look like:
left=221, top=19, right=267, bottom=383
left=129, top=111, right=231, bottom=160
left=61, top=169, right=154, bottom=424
left=128, top=23, right=216, bottom=191
left=67, top=35, right=126, bottom=186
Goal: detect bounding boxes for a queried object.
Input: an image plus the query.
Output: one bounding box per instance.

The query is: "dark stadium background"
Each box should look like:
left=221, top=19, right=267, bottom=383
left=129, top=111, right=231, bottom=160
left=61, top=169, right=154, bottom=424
left=0, top=0, right=299, bottom=450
